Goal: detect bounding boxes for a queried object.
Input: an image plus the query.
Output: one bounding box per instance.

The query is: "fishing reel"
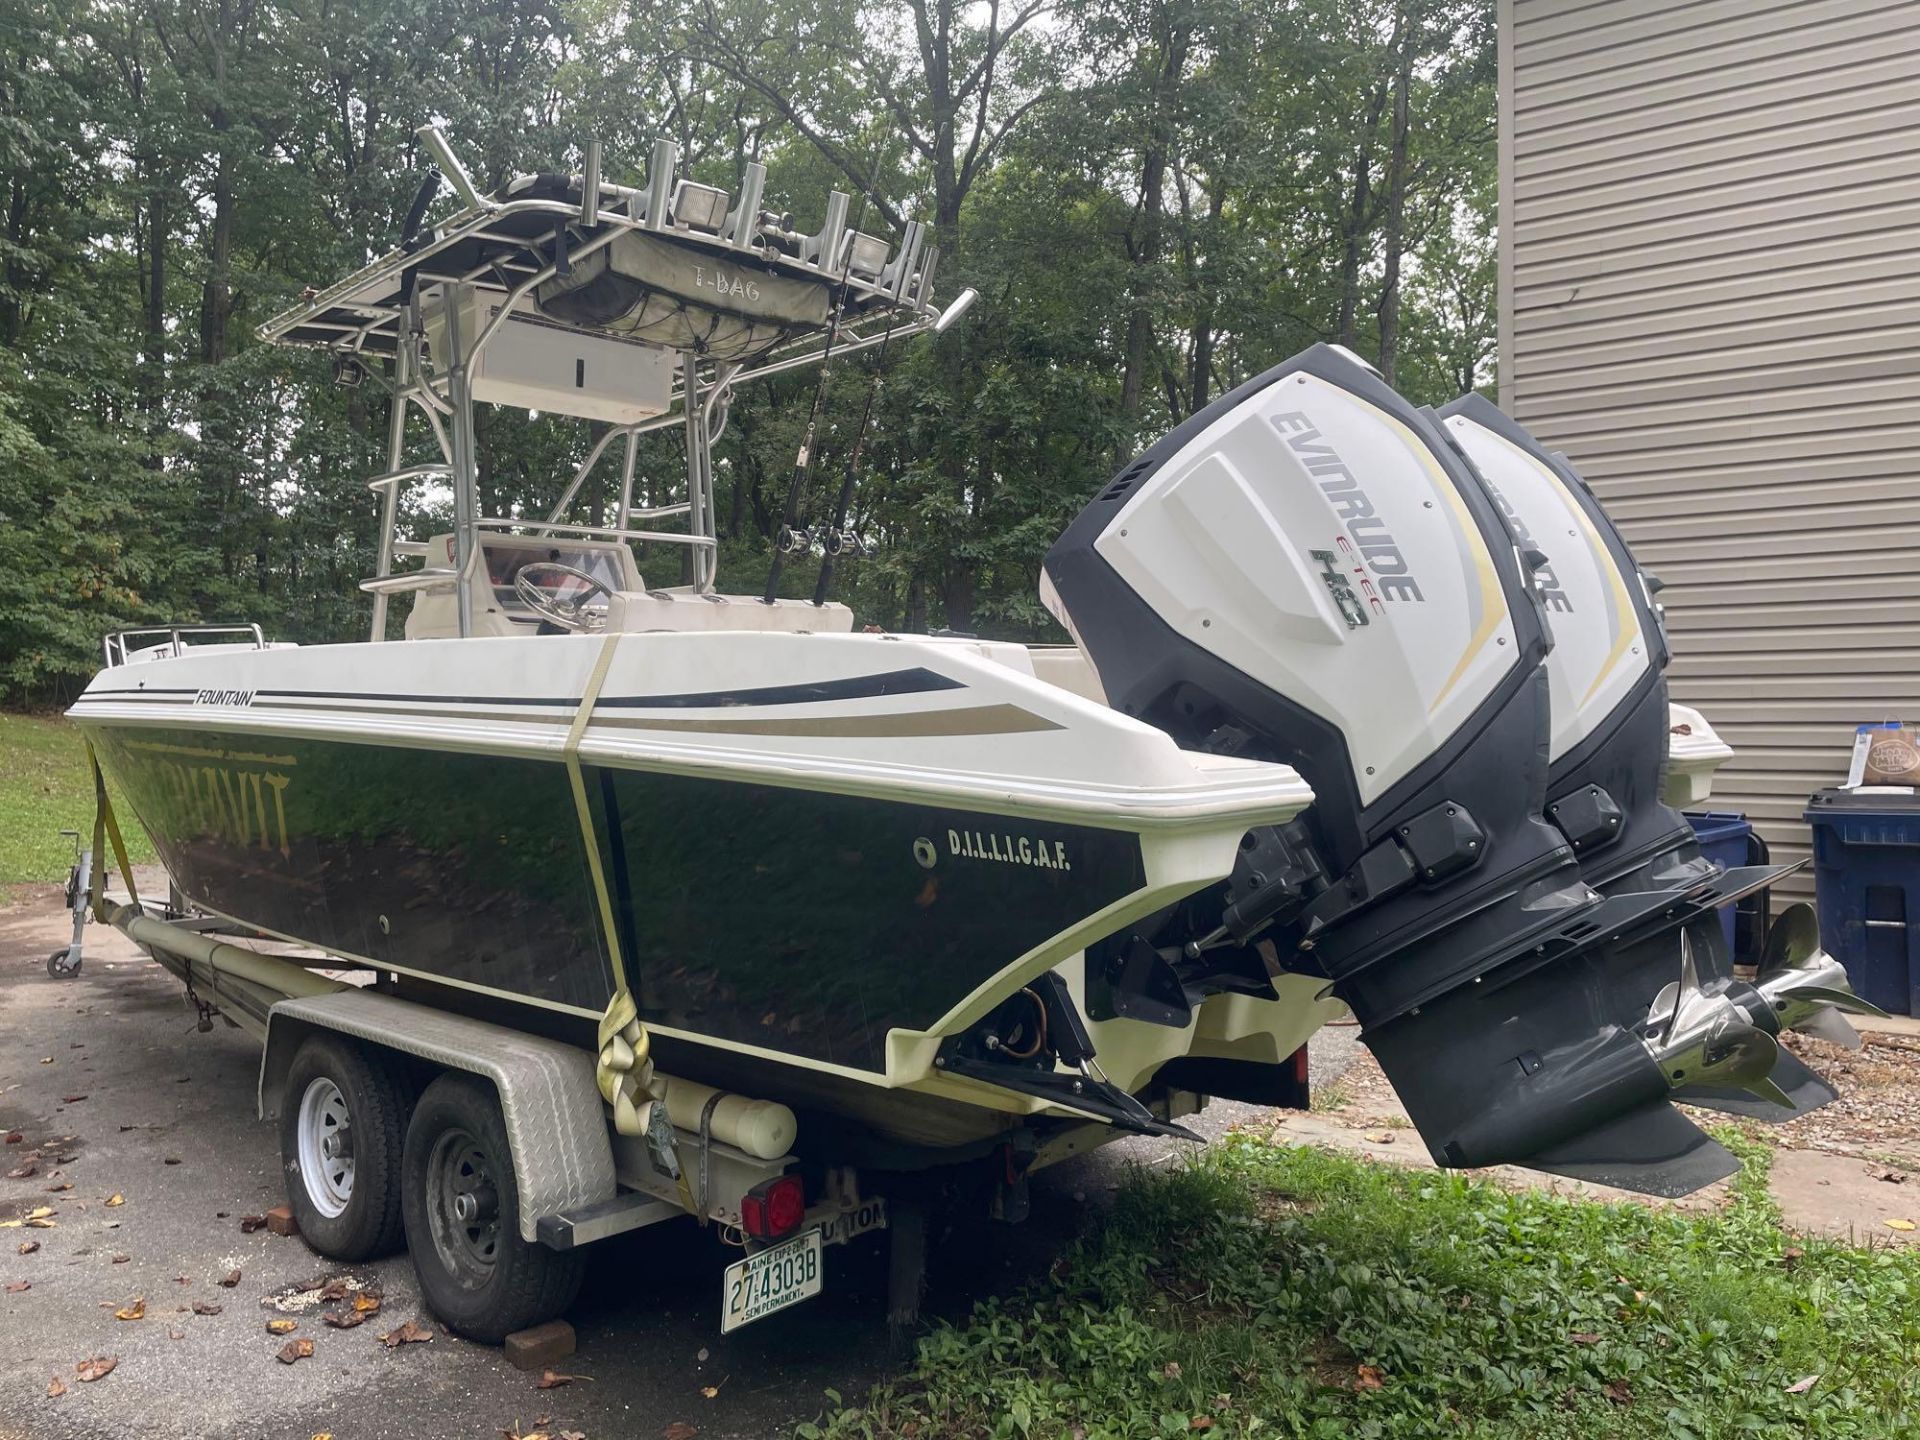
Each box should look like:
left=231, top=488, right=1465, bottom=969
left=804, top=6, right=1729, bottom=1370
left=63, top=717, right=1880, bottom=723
left=822, top=529, right=869, bottom=558
left=776, top=524, right=812, bottom=555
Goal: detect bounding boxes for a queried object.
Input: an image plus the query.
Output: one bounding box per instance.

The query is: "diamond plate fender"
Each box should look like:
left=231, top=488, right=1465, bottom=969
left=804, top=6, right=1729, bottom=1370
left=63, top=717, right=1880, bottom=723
left=260, top=990, right=617, bottom=1240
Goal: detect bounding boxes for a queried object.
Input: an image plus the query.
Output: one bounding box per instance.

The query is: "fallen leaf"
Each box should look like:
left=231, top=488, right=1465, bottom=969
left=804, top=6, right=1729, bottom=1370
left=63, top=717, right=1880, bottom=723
left=27, top=1206, right=54, bottom=1220
left=662, top=1425, right=697, bottom=1440
left=47, top=1374, right=67, bottom=1398
left=39, top=1057, right=52, bottom=1064
left=168, top=1328, right=185, bottom=1340
left=314, top=1434, right=334, bottom=1440
left=277, top=1336, right=315, bottom=1364
left=45, top=1182, right=72, bottom=1193
left=164, top=1157, right=181, bottom=1166
left=379, top=1320, right=433, bottom=1347
left=6, top=1279, right=29, bottom=1293
left=1887, top=1219, right=1916, bottom=1232
left=266, top=1318, right=298, bottom=1335
left=114, top=1297, right=145, bottom=1321
left=4, top=1132, right=20, bottom=1144
left=239, top=1214, right=267, bottom=1233
left=23, top=1217, right=55, bottom=1229
left=1354, top=1365, right=1384, bottom=1390
left=173, top=1275, right=190, bottom=1285
left=1162, top=1361, right=1183, bottom=1380
left=537, top=1370, right=590, bottom=1389
left=111, top=1254, right=129, bottom=1264
left=18, top=1241, right=39, bottom=1255
left=352, top=1291, right=382, bottom=1314
left=1604, top=1380, right=1634, bottom=1406
left=219, top=1269, right=241, bottom=1287
left=317, top=1277, right=349, bottom=1301
left=8, top=1164, right=36, bottom=1179
left=700, top=1385, right=719, bottom=1399
left=1362, top=1131, right=1395, bottom=1145
left=104, top=1193, right=124, bottom=1208
left=560, top=1433, right=585, bottom=1440
left=1782, top=1245, right=1805, bottom=1269
left=60, top=1096, right=88, bottom=1105
left=1569, top=1332, right=1601, bottom=1345
left=193, top=1300, right=222, bottom=1316
left=1189, top=1419, right=1215, bottom=1432
left=1786, top=1374, right=1820, bottom=1394
left=322, top=1309, right=370, bottom=1330
left=75, top=1355, right=117, bottom=1382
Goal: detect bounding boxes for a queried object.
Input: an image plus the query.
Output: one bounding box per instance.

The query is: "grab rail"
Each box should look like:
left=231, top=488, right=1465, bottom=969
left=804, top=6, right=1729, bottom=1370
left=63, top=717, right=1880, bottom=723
left=103, top=624, right=268, bottom=668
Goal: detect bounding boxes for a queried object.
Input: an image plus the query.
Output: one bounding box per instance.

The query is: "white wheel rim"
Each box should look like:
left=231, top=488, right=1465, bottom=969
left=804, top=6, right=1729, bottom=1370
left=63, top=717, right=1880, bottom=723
left=296, top=1076, right=354, bottom=1218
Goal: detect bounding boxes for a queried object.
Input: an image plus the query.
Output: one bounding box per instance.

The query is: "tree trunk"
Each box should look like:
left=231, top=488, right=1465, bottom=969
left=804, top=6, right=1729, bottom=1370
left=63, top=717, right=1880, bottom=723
left=1376, top=12, right=1415, bottom=385
left=1121, top=13, right=1191, bottom=421
left=1336, top=29, right=1400, bottom=352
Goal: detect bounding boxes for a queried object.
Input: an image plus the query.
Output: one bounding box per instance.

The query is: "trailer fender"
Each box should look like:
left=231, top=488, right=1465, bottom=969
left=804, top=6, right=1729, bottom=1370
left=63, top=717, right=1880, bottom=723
left=261, top=990, right=616, bottom=1241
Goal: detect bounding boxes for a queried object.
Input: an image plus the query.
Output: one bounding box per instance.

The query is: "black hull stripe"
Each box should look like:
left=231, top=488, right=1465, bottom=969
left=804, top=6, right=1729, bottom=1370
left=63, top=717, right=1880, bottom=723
left=82, top=666, right=965, bottom=711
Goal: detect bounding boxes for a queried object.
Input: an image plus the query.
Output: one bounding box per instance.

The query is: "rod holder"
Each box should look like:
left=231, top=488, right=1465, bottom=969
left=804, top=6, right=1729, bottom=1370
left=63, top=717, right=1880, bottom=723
left=645, top=139, right=678, bottom=231
left=728, top=162, right=767, bottom=250
left=417, top=125, right=486, bottom=212
left=581, top=138, right=602, bottom=224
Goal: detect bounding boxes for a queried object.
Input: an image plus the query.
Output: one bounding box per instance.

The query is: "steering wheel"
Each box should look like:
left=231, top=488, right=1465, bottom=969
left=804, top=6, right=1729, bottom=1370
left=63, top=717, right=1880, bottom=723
left=514, top=561, right=614, bottom=633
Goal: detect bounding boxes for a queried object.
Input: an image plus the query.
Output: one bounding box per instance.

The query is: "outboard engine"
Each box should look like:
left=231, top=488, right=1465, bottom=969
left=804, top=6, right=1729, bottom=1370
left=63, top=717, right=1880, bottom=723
left=1043, top=344, right=1864, bottom=1196
left=1438, top=394, right=1885, bottom=1117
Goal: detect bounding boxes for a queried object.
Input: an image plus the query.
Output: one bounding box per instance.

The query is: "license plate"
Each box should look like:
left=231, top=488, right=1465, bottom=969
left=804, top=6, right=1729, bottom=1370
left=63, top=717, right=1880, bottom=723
left=720, top=1228, right=822, bottom=1333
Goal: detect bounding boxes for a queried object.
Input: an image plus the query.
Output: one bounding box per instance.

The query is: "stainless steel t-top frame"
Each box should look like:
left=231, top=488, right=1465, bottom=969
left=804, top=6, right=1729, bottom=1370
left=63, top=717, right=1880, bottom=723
left=258, top=127, right=960, bottom=641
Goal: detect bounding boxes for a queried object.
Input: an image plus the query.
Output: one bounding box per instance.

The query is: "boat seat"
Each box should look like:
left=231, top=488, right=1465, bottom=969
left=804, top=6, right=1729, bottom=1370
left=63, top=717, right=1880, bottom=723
left=605, top=590, right=856, bottom=635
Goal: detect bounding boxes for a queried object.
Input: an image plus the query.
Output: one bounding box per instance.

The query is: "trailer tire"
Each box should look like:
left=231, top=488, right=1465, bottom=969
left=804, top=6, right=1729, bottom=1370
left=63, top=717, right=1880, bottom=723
left=401, top=1073, right=584, bottom=1344
left=280, top=1035, right=409, bottom=1262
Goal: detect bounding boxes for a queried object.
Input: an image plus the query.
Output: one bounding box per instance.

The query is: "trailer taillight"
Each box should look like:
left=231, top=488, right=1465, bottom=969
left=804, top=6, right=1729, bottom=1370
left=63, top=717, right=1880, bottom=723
left=740, top=1174, right=806, bottom=1240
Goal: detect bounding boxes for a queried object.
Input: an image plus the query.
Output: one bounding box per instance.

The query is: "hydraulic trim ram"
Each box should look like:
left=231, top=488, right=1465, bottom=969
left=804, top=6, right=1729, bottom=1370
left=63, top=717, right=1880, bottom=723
left=1044, top=345, right=1868, bottom=1197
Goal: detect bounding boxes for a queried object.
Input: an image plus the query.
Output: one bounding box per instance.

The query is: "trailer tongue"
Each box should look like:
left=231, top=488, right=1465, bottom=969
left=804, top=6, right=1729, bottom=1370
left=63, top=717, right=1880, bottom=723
left=1044, top=343, right=1873, bottom=1196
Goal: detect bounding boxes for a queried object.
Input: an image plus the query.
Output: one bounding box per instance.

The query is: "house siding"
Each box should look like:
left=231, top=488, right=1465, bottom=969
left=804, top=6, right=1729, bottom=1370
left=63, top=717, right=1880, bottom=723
left=1500, top=0, right=1920, bottom=906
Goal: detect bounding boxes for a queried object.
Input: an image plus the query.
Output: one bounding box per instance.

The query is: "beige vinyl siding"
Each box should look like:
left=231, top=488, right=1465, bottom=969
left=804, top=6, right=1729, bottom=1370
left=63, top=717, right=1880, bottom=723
left=1500, top=0, right=1920, bottom=907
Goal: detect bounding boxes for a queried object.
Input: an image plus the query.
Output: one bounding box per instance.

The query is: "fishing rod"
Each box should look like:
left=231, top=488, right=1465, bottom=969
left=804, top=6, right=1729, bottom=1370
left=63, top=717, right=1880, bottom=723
left=810, top=299, right=910, bottom=606
left=761, top=247, right=859, bottom=604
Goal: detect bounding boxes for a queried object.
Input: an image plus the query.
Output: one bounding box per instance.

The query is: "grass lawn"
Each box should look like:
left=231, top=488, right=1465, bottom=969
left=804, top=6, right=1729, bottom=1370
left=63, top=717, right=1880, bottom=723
left=0, top=711, right=154, bottom=884
left=811, top=1133, right=1920, bottom=1439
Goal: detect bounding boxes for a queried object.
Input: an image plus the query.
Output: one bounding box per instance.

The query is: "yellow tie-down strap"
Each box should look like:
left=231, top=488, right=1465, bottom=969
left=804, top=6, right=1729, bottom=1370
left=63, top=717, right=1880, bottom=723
left=86, top=741, right=141, bottom=923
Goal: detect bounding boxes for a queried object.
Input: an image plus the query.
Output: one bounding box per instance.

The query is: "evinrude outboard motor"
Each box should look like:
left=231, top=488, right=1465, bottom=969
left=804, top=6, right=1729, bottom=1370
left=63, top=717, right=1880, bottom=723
left=1438, top=394, right=1886, bottom=1118
left=1043, top=344, right=1850, bottom=1195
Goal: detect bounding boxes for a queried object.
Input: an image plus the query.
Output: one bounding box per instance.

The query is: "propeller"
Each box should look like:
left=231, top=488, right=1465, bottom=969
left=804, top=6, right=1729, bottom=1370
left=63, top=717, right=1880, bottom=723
left=1643, top=931, right=1794, bottom=1110
left=1753, top=902, right=1889, bottom=1049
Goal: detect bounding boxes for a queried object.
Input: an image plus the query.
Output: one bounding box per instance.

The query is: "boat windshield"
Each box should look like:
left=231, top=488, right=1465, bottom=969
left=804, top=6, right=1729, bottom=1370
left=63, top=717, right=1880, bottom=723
left=486, top=543, right=627, bottom=614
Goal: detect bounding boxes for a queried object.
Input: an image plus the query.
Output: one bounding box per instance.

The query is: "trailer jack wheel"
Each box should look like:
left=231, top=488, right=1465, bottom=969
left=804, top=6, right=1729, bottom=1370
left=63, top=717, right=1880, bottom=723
left=402, top=1073, right=584, bottom=1345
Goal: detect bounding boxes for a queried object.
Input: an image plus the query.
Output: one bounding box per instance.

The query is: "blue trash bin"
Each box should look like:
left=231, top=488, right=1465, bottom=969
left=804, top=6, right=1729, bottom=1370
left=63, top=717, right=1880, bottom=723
left=1804, top=788, right=1920, bottom=1016
left=1684, top=810, right=1753, bottom=960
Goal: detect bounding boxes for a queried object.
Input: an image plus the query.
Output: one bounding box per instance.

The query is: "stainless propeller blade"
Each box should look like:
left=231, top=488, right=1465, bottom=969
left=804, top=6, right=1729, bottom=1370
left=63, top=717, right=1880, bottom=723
left=1644, top=930, right=1794, bottom=1107
left=1753, top=903, right=1888, bottom=1047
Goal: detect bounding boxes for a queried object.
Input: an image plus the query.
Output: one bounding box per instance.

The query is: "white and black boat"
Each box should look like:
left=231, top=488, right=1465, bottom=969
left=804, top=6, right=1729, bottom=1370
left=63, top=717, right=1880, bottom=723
left=68, top=133, right=1326, bottom=1165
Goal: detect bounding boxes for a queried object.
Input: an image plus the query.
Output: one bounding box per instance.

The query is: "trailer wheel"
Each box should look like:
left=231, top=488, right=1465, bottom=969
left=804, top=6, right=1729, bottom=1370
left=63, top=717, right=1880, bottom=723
left=401, top=1073, right=584, bottom=1344
left=279, top=1035, right=409, bottom=1261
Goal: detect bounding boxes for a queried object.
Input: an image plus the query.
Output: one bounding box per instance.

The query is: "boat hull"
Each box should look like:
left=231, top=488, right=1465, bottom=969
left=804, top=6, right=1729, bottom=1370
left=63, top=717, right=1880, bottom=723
left=72, top=629, right=1319, bottom=1147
